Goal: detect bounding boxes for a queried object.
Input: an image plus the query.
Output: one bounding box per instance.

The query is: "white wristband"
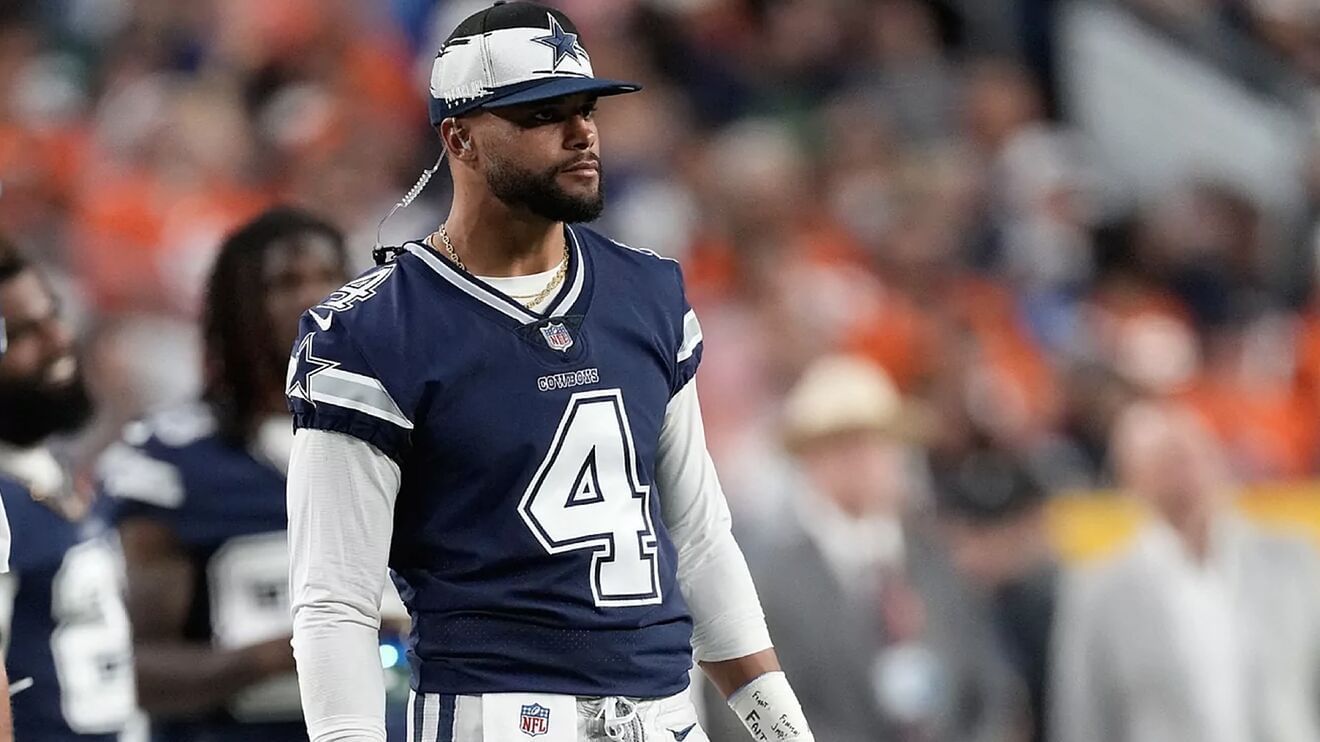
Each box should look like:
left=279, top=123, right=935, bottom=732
left=727, top=671, right=814, bottom=742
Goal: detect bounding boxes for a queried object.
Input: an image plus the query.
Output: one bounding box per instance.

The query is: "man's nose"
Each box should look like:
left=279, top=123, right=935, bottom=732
left=564, top=115, right=596, bottom=151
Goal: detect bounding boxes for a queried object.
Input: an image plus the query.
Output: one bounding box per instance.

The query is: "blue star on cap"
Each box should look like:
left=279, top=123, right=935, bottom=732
left=286, top=333, right=339, bottom=405
left=531, top=13, right=584, bottom=71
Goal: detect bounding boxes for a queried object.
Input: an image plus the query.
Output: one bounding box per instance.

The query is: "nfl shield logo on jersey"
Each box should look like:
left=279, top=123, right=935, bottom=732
left=519, top=703, right=551, bottom=737
left=540, top=322, right=574, bottom=352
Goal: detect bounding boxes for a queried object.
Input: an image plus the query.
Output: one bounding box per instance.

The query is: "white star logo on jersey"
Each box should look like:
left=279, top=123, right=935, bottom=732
left=286, top=333, right=340, bottom=404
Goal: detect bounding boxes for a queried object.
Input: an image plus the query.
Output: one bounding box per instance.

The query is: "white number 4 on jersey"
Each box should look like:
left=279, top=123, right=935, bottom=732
left=518, top=389, right=663, bottom=607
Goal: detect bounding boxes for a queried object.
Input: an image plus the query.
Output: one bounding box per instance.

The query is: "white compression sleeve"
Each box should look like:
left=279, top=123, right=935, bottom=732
left=288, top=429, right=401, bottom=742
left=0, top=493, right=8, bottom=574
left=656, top=380, right=772, bottom=662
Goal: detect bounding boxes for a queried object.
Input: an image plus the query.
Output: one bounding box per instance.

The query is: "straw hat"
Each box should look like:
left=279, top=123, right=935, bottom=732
left=782, top=355, right=931, bottom=452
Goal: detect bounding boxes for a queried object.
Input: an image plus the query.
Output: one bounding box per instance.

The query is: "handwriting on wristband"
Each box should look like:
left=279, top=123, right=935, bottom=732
left=743, top=709, right=803, bottom=741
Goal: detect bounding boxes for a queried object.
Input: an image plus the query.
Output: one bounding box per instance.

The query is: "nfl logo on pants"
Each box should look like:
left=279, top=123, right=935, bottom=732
left=520, top=703, right=551, bottom=737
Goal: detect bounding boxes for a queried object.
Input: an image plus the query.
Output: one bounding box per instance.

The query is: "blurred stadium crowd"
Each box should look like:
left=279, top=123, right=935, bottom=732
left=1, top=0, right=1319, bottom=740
left=2, top=0, right=1319, bottom=484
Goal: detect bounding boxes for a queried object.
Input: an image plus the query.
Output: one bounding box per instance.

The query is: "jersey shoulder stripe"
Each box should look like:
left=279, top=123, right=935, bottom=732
left=677, top=310, right=702, bottom=363
left=601, top=235, right=678, bottom=265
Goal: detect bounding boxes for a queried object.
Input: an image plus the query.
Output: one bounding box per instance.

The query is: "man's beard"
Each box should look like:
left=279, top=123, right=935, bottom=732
left=486, top=153, right=605, bottom=223
left=0, top=374, right=94, bottom=448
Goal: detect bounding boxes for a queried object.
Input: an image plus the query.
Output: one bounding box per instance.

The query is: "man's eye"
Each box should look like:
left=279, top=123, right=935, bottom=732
left=580, top=106, right=597, bottom=120
left=532, top=110, right=560, bottom=123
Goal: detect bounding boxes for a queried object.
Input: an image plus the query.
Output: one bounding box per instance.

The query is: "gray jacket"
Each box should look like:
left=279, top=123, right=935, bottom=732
left=1050, top=519, right=1320, bottom=742
left=704, top=514, right=1027, bottom=742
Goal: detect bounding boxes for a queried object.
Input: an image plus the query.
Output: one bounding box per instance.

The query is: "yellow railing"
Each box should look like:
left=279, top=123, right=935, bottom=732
left=1047, top=484, right=1320, bottom=562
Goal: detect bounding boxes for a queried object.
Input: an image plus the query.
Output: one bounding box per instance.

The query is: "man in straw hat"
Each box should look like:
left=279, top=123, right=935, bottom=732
left=705, top=355, right=1021, bottom=742
left=284, top=3, right=815, bottom=741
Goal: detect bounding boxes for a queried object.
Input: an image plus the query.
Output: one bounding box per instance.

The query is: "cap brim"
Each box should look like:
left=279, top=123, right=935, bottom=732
left=486, top=77, right=641, bottom=108
left=431, top=77, right=641, bottom=124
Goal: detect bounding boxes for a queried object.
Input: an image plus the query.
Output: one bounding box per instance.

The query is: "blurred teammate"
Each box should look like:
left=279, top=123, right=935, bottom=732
left=0, top=239, right=136, bottom=739
left=0, top=310, right=12, bottom=740
left=285, top=3, right=815, bottom=741
left=99, top=209, right=349, bottom=741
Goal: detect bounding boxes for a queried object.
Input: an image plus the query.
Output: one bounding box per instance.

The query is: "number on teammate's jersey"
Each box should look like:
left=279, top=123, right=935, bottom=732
left=209, top=532, right=301, bottom=721
left=519, top=389, right=662, bottom=607
left=49, top=540, right=136, bottom=733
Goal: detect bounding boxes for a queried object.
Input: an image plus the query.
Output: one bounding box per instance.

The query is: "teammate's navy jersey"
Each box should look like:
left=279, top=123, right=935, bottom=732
left=287, top=225, right=703, bottom=699
left=98, top=404, right=307, bottom=742
left=0, top=472, right=135, bottom=741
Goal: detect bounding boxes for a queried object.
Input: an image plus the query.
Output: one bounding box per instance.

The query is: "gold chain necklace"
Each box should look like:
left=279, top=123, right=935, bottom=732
left=431, top=225, right=569, bottom=309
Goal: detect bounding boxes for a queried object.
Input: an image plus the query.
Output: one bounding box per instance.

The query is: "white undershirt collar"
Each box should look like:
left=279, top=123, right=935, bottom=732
left=478, top=266, right=561, bottom=314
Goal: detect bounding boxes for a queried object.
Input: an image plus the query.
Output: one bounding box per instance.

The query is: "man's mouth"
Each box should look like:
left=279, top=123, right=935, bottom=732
left=562, top=157, right=600, bottom=174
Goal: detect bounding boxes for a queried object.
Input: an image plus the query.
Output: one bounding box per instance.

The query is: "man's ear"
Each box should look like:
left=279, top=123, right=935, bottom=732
left=440, top=118, right=476, bottom=161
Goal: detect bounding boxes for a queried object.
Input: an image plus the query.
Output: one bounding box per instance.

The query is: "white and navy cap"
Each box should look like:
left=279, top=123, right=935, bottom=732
left=429, top=1, right=641, bottom=125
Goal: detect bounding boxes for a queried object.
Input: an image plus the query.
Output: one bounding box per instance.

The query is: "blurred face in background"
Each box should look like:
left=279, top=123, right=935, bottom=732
left=1113, top=402, right=1227, bottom=534
left=0, top=269, right=92, bottom=446
left=262, top=233, right=348, bottom=367
left=798, top=429, right=909, bottom=518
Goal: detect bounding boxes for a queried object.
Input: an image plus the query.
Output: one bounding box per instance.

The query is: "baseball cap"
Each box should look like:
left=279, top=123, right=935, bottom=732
left=428, top=1, right=641, bottom=126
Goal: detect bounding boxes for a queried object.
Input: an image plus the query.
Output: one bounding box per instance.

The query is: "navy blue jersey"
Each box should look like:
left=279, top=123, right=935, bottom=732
left=287, top=225, right=703, bottom=699
left=99, top=404, right=307, bottom=742
left=0, top=471, right=135, bottom=741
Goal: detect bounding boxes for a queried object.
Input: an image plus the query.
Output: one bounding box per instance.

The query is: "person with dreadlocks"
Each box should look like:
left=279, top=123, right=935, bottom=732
left=99, top=207, right=350, bottom=742
left=0, top=236, right=135, bottom=740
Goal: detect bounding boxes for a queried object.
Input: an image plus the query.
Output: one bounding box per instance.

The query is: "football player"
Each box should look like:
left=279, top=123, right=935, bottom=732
left=285, top=3, right=816, bottom=741
left=99, top=208, right=350, bottom=741
left=0, top=238, right=136, bottom=740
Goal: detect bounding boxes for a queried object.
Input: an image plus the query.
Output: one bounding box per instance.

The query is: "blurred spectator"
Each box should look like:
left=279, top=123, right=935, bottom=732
left=0, top=0, right=1315, bottom=494
left=705, top=355, right=1025, bottom=742
left=1296, top=231, right=1320, bottom=465
left=934, top=444, right=1060, bottom=742
left=1051, top=400, right=1320, bottom=742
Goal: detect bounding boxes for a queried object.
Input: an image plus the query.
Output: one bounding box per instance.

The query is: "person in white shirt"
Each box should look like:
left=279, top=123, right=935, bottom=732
left=1051, top=400, right=1320, bottom=742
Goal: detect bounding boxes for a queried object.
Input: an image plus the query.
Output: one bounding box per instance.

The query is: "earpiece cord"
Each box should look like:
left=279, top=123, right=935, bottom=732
left=373, top=152, right=447, bottom=265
